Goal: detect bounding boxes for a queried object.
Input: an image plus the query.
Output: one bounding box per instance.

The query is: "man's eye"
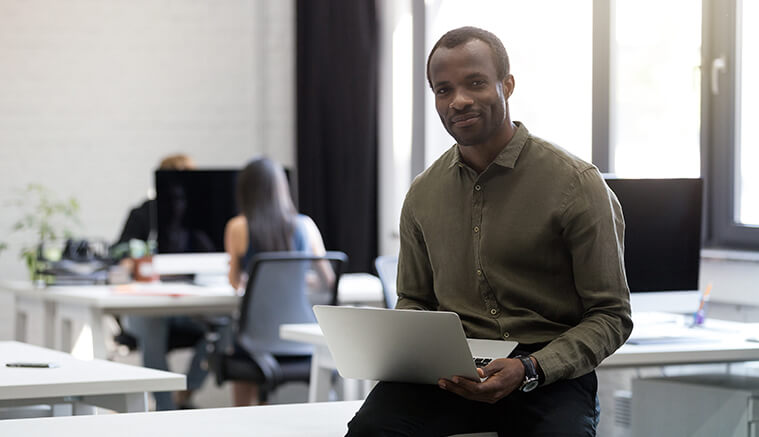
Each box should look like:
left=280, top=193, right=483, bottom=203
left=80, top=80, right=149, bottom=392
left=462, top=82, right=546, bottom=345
left=472, top=80, right=485, bottom=87
left=436, top=88, right=449, bottom=95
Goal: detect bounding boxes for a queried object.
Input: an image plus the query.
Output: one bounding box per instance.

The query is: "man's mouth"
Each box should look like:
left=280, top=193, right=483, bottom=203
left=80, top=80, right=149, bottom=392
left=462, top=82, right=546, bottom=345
left=450, top=113, right=480, bottom=127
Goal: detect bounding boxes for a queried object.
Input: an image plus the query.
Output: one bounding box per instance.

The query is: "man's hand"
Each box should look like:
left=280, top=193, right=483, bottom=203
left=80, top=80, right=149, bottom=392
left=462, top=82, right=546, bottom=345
left=437, top=357, right=525, bottom=404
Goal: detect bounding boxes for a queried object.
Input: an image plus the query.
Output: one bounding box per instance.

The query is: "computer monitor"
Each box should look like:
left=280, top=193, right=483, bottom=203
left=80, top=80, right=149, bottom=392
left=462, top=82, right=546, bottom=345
left=603, top=177, right=704, bottom=313
left=153, top=168, right=293, bottom=277
left=155, top=169, right=239, bottom=255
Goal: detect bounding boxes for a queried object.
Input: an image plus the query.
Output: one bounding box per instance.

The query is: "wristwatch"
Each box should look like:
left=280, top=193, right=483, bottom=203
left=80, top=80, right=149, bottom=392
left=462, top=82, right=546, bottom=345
left=516, top=355, right=539, bottom=392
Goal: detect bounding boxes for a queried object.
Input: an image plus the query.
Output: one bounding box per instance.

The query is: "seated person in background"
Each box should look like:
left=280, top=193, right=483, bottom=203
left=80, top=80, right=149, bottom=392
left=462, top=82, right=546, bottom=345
left=115, top=153, right=210, bottom=410
left=224, top=157, right=330, bottom=406
left=115, top=154, right=197, bottom=267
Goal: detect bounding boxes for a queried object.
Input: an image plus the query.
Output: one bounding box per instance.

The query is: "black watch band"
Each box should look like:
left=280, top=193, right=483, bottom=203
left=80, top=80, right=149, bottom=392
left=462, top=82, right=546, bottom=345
left=516, top=355, right=539, bottom=393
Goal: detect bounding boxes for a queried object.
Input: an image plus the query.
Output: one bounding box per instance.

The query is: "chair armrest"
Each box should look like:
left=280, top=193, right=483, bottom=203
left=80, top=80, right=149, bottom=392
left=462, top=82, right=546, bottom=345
left=250, top=351, right=285, bottom=393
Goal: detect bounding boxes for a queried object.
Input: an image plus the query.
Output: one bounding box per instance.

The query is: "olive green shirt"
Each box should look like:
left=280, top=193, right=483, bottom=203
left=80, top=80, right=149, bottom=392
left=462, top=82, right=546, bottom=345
left=397, top=122, right=633, bottom=385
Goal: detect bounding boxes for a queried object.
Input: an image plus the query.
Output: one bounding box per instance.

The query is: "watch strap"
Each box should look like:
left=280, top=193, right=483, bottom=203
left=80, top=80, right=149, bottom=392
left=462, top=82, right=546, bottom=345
left=516, top=355, right=539, bottom=391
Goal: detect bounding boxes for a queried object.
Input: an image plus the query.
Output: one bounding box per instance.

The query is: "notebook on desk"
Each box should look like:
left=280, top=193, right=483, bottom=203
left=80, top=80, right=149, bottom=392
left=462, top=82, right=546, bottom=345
left=312, top=305, right=518, bottom=384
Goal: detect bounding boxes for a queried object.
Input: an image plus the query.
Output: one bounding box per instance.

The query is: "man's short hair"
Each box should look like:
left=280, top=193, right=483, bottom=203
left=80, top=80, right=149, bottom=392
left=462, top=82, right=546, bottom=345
left=426, top=26, right=510, bottom=88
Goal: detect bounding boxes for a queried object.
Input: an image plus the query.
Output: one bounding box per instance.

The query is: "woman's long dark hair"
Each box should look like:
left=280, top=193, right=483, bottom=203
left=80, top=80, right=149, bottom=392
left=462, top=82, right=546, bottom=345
left=236, top=158, right=297, bottom=252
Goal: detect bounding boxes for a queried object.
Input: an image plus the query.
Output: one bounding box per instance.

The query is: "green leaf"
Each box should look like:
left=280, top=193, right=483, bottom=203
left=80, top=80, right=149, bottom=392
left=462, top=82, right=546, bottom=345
left=4, top=183, right=82, bottom=276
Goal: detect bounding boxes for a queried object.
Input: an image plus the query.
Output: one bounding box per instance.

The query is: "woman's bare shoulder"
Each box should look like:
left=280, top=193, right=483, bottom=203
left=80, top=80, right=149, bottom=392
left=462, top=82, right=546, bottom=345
left=225, top=215, right=248, bottom=254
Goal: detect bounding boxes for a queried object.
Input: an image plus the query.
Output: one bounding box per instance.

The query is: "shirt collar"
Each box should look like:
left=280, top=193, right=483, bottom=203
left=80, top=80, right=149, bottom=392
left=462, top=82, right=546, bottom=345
left=447, top=121, right=529, bottom=170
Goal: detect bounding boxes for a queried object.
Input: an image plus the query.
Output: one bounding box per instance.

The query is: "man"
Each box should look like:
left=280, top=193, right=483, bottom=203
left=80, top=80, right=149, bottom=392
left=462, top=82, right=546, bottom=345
left=347, top=27, right=632, bottom=436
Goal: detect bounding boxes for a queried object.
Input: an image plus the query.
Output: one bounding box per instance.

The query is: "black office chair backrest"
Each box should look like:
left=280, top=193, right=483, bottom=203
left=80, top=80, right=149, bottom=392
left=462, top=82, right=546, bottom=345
left=374, top=255, right=398, bottom=309
left=237, top=251, right=347, bottom=357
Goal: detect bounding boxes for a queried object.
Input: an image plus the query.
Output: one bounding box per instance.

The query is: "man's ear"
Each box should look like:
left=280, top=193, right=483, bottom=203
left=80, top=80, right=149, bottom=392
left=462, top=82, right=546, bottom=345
left=502, top=74, right=515, bottom=99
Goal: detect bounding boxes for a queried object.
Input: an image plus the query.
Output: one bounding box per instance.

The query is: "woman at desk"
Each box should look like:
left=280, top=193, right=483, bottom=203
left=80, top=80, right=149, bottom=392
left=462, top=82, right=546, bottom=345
left=224, top=157, right=330, bottom=406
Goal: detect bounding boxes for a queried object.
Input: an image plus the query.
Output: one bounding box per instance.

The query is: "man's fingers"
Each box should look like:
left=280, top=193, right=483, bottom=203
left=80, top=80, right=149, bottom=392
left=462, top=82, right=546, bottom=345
left=439, top=376, right=504, bottom=402
left=439, top=378, right=478, bottom=399
left=479, top=358, right=508, bottom=378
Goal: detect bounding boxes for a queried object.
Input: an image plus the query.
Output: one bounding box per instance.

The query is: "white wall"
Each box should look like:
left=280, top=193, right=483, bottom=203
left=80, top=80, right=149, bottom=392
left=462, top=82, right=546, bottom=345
left=0, top=0, right=295, bottom=281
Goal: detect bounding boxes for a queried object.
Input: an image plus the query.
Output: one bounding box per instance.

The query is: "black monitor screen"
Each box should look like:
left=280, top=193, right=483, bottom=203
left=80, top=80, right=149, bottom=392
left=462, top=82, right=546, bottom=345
left=155, top=170, right=239, bottom=254
left=604, top=178, right=703, bottom=293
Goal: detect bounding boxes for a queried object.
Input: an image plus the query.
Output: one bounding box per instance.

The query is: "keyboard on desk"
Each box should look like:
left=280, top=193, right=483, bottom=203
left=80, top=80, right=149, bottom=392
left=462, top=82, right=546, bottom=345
left=474, top=357, right=492, bottom=367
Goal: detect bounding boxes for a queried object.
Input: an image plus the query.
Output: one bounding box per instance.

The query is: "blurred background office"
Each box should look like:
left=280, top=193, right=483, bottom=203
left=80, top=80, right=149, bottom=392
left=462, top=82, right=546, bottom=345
left=1, top=0, right=759, bottom=432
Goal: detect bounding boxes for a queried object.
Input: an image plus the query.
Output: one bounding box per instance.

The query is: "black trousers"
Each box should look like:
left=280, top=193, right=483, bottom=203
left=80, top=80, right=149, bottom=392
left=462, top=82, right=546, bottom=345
left=346, top=371, right=600, bottom=437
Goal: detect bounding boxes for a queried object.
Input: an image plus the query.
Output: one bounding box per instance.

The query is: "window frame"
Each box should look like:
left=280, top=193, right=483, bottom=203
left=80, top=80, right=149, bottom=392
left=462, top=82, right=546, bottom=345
left=704, top=0, right=759, bottom=248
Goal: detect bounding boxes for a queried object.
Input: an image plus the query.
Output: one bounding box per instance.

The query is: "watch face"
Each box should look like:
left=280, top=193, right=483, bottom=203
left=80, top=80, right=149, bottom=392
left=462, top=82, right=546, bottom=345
left=521, top=379, right=539, bottom=392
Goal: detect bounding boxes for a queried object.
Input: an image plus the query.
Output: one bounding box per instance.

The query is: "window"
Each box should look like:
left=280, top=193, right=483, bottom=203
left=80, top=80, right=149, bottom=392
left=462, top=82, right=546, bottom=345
left=708, top=0, right=759, bottom=247
left=611, top=0, right=702, bottom=178
left=737, top=0, right=758, bottom=226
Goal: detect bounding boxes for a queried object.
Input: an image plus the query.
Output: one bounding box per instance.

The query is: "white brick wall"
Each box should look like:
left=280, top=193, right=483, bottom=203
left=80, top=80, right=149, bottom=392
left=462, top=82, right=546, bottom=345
left=0, top=0, right=294, bottom=284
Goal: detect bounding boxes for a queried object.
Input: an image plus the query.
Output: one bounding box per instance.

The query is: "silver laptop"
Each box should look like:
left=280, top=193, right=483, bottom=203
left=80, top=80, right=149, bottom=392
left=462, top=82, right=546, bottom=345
left=312, top=305, right=518, bottom=384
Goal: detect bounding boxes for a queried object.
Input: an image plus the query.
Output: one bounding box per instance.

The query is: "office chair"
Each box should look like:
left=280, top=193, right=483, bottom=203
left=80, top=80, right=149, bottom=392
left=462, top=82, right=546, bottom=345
left=206, top=251, right=347, bottom=403
left=113, top=318, right=206, bottom=354
left=374, top=255, right=398, bottom=309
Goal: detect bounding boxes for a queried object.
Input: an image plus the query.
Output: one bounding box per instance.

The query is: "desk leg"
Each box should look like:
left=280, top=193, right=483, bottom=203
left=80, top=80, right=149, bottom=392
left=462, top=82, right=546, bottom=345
left=14, top=296, right=53, bottom=348
left=124, top=393, right=149, bottom=413
left=343, top=379, right=361, bottom=401
left=72, top=402, right=97, bottom=415
left=308, top=344, right=335, bottom=402
left=342, top=378, right=375, bottom=401
left=80, top=393, right=148, bottom=413
left=54, top=303, right=107, bottom=359
left=52, top=403, right=73, bottom=416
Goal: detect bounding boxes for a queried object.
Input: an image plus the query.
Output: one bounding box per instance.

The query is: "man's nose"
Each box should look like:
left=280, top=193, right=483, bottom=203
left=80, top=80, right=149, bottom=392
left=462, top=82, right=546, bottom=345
left=449, top=90, right=474, bottom=110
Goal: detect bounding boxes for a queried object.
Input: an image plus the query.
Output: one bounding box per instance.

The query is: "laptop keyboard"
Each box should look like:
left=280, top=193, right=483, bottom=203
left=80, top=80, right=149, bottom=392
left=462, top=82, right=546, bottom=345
left=474, top=357, right=492, bottom=367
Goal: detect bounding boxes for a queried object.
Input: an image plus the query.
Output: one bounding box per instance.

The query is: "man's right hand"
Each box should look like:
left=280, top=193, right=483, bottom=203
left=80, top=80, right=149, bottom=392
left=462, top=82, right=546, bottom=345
left=437, top=357, right=525, bottom=404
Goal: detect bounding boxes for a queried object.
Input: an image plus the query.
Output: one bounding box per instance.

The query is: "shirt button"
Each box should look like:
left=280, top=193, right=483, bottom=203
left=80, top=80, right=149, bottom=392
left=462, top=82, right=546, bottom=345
left=503, top=332, right=510, bottom=339
left=490, top=308, right=497, bottom=315
left=474, top=184, right=481, bottom=191
left=473, top=226, right=480, bottom=233
left=476, top=269, right=482, bottom=276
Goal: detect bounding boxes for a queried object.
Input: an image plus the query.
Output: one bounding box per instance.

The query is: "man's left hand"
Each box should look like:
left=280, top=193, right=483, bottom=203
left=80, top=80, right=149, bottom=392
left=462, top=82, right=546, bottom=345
left=438, top=357, right=525, bottom=404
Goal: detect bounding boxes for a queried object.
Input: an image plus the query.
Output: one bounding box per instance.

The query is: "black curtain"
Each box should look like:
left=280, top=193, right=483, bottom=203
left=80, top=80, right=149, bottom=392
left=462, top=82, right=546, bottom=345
left=296, top=0, right=378, bottom=273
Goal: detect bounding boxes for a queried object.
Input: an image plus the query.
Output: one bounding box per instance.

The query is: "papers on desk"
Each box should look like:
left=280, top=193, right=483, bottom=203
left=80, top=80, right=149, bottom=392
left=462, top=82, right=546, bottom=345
left=111, top=283, right=235, bottom=297
left=626, top=336, right=720, bottom=345
left=627, top=311, right=759, bottom=346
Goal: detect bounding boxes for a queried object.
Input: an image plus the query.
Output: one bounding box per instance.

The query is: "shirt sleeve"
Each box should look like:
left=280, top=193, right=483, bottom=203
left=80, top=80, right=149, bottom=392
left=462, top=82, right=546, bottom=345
left=532, top=168, right=633, bottom=385
left=395, top=188, right=438, bottom=311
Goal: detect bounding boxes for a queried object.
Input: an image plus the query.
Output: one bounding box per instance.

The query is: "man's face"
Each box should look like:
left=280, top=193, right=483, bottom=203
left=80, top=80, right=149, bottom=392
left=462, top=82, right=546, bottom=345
left=428, top=39, right=511, bottom=147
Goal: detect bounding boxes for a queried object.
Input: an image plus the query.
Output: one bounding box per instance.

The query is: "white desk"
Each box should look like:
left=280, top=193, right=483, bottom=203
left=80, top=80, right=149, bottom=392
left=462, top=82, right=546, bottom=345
left=0, top=400, right=363, bottom=436
left=601, top=312, right=759, bottom=367
left=2, top=281, right=238, bottom=359
left=280, top=314, right=759, bottom=402
left=1, top=274, right=383, bottom=360
left=0, top=341, right=185, bottom=415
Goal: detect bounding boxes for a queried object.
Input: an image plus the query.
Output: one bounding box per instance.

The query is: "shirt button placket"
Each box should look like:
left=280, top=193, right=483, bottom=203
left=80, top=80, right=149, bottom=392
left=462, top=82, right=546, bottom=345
left=473, top=180, right=492, bottom=315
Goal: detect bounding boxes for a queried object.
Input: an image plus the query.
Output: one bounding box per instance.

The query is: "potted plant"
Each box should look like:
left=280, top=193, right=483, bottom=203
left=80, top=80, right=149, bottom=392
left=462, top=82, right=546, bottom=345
left=0, top=184, right=81, bottom=284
